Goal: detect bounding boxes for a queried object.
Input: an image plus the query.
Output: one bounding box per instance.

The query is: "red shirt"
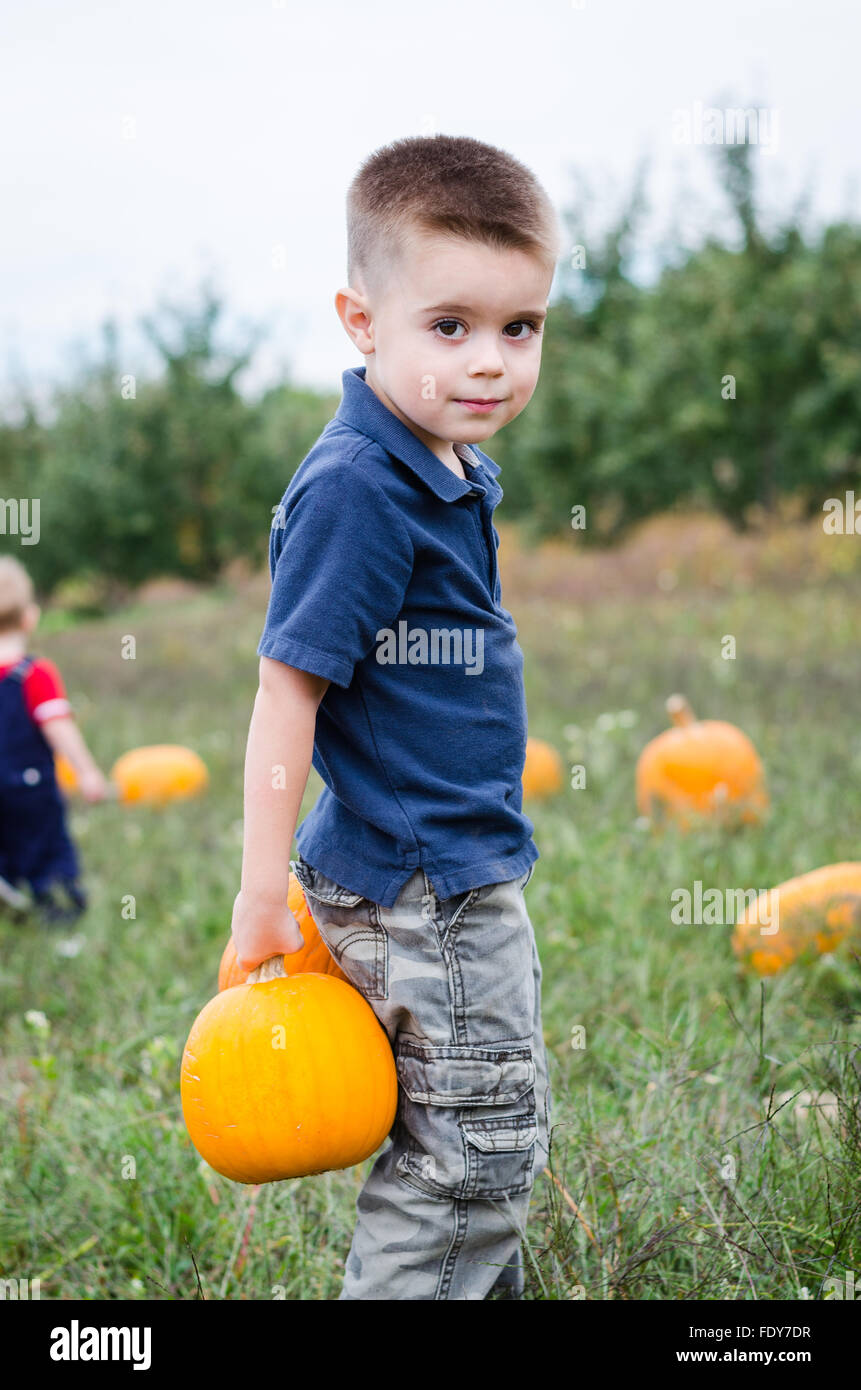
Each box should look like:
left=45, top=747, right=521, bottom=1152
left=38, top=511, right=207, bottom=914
left=0, top=656, right=73, bottom=725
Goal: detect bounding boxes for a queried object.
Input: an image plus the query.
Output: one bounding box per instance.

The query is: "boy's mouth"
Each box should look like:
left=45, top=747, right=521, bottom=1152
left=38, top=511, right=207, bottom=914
left=454, top=398, right=506, bottom=413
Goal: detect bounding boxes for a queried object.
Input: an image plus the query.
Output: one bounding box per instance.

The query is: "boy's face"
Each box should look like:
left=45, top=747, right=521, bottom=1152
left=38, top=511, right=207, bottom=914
left=339, top=230, right=554, bottom=467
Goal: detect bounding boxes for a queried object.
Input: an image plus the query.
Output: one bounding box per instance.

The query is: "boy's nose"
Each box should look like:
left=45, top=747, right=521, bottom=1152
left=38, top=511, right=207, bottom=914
left=463, top=364, right=506, bottom=386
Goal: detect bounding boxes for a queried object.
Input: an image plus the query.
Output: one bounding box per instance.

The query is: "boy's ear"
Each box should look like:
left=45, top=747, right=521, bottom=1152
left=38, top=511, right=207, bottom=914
left=25, top=601, right=41, bottom=631
left=334, top=286, right=375, bottom=355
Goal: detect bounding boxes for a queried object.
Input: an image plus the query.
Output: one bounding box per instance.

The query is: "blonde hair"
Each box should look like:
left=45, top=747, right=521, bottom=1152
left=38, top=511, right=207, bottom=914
left=0, top=555, right=35, bottom=634
left=346, top=134, right=561, bottom=298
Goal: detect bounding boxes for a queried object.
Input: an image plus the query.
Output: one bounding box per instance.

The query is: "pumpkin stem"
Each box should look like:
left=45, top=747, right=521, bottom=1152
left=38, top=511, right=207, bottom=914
left=247, top=955, right=288, bottom=984
left=666, top=693, right=695, bottom=727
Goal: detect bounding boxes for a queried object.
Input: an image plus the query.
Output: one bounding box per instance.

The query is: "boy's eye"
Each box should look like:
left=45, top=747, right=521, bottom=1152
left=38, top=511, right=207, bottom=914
left=433, top=319, right=466, bottom=339
left=503, top=320, right=542, bottom=340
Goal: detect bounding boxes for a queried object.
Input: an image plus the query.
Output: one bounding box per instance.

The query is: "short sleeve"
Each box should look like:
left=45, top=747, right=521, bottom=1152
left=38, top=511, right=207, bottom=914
left=257, top=464, right=414, bottom=688
left=25, top=658, right=72, bottom=722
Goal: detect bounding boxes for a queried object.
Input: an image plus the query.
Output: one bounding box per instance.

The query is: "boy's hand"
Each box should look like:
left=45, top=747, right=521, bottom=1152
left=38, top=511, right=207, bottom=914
left=230, top=888, right=305, bottom=973
left=78, top=768, right=111, bottom=803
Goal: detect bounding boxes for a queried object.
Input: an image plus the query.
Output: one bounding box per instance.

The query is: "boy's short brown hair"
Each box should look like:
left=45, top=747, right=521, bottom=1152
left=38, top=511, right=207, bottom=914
left=0, top=555, right=35, bottom=634
left=346, top=134, right=560, bottom=298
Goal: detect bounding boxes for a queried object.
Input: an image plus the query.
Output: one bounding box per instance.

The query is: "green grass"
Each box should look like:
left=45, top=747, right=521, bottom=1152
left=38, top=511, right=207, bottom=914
left=1, top=534, right=860, bottom=1300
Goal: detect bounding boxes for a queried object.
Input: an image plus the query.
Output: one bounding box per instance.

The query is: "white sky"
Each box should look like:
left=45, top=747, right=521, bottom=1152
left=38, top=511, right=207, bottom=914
left=1, top=0, right=859, bottom=408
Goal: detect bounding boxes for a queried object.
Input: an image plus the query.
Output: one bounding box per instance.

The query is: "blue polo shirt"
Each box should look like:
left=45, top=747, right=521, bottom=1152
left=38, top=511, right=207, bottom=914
left=256, top=364, right=538, bottom=908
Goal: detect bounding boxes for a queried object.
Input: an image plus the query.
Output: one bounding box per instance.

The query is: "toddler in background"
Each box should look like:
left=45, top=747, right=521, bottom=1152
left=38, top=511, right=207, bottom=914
left=0, top=556, right=109, bottom=924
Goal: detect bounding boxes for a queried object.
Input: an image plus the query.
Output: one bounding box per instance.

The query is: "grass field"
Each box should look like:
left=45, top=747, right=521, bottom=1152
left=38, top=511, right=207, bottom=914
left=2, top=512, right=860, bottom=1300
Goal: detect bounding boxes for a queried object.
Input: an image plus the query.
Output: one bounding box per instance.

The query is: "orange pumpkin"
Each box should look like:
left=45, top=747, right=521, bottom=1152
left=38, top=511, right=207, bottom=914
left=732, top=862, right=861, bottom=976
left=635, top=695, right=768, bottom=829
left=55, top=754, right=78, bottom=795
left=180, top=961, right=398, bottom=1184
left=218, top=874, right=349, bottom=988
left=522, top=737, right=564, bottom=799
left=110, top=744, right=208, bottom=805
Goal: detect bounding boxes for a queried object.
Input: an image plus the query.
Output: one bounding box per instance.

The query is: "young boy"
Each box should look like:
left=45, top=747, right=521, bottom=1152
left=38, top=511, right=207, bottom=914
left=231, top=134, right=561, bottom=1300
left=0, top=556, right=109, bottom=923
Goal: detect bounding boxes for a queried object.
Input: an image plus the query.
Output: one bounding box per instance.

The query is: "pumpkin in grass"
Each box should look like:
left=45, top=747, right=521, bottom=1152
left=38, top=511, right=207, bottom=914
left=731, top=862, right=861, bottom=977
left=218, top=873, right=349, bottom=989
left=635, top=695, right=768, bottom=829
left=110, top=744, right=208, bottom=805
left=522, top=737, right=564, bottom=799
left=180, top=961, right=398, bottom=1184
left=55, top=754, right=78, bottom=795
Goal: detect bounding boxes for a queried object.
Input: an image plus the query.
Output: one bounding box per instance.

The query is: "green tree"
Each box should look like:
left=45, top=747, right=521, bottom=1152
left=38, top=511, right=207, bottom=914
left=494, top=140, right=861, bottom=542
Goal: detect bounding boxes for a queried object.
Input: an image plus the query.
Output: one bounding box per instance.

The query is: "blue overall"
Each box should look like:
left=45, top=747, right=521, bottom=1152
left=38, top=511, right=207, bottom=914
left=0, top=657, right=82, bottom=895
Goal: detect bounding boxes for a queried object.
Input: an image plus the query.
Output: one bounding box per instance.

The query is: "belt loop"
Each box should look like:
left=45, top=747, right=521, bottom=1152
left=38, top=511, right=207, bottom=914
left=420, top=869, right=435, bottom=923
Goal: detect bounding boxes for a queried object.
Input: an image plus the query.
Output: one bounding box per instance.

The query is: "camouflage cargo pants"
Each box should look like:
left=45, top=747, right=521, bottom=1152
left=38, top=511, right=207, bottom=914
left=292, top=853, right=552, bottom=1301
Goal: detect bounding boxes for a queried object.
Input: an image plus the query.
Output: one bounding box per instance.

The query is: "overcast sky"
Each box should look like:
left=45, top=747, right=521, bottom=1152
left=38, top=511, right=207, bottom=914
left=1, top=0, right=859, bottom=408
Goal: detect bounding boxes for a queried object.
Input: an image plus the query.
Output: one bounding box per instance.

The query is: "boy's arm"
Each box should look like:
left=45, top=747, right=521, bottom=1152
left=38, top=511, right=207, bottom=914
left=39, top=713, right=100, bottom=775
left=40, top=714, right=110, bottom=802
left=241, top=465, right=413, bottom=969
left=23, top=658, right=109, bottom=801
left=231, top=656, right=330, bottom=970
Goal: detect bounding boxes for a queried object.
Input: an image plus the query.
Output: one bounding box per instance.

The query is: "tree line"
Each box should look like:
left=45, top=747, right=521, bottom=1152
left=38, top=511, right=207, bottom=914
left=2, top=141, right=859, bottom=606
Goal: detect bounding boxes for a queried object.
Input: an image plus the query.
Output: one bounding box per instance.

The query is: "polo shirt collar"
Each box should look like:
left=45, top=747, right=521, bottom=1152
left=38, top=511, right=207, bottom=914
left=335, top=365, right=500, bottom=502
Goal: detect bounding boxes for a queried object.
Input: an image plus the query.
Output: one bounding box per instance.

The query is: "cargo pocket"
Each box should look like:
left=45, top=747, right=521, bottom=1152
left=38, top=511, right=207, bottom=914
left=394, top=1041, right=538, bottom=1201
left=459, top=1113, right=539, bottom=1200
left=292, top=856, right=388, bottom=1000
